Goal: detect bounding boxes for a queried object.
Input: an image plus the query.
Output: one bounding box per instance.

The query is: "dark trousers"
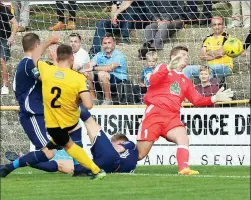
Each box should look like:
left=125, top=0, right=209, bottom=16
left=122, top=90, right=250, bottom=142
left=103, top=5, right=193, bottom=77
left=56, top=1, right=77, bottom=22
left=133, top=85, right=148, bottom=103
left=90, top=7, right=149, bottom=54
left=186, top=1, right=212, bottom=19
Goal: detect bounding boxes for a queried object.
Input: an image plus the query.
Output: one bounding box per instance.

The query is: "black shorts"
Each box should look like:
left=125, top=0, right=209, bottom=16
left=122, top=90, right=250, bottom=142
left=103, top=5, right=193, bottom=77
left=94, top=73, right=124, bottom=92
left=0, top=38, right=10, bottom=61
left=47, top=123, right=78, bottom=146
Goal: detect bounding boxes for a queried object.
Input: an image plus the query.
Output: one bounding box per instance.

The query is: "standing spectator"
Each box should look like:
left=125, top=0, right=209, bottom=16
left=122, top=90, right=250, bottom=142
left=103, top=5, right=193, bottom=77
left=228, top=1, right=250, bottom=28
left=49, top=1, right=77, bottom=31
left=138, top=1, right=185, bottom=59
left=183, top=16, right=233, bottom=80
left=195, top=65, right=220, bottom=97
left=186, top=1, right=212, bottom=25
left=85, top=36, right=127, bottom=105
left=89, top=0, right=150, bottom=55
left=133, top=51, right=158, bottom=103
left=68, top=33, right=90, bottom=72
left=12, top=1, right=30, bottom=32
left=0, top=3, right=18, bottom=95
left=241, top=30, right=251, bottom=57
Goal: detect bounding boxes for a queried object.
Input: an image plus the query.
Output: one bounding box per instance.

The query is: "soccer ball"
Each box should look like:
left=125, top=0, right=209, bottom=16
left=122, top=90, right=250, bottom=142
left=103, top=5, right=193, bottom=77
left=223, top=38, right=244, bottom=58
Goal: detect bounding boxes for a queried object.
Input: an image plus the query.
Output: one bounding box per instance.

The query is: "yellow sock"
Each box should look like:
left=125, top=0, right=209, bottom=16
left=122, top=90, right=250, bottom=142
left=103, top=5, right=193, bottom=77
left=66, top=143, right=100, bottom=174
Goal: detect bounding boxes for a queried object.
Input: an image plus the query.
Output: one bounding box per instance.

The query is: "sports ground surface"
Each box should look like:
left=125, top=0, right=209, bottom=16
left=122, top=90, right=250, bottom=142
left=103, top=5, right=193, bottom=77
left=1, top=165, right=250, bottom=200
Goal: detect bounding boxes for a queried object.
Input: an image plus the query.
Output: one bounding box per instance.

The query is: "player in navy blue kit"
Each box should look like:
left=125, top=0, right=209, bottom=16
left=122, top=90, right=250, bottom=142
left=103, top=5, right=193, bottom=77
left=73, top=107, right=138, bottom=176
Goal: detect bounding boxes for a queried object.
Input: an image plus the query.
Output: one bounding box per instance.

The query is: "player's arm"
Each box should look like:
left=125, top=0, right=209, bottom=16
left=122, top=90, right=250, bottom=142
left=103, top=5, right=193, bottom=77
left=149, top=64, right=169, bottom=86
left=78, top=76, right=93, bottom=110
left=112, top=143, right=126, bottom=153
left=186, top=80, right=233, bottom=106
left=32, top=34, right=60, bottom=68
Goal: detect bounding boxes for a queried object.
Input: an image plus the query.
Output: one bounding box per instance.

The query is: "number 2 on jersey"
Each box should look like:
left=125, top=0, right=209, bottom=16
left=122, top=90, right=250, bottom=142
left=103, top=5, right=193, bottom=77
left=51, top=87, right=61, bottom=108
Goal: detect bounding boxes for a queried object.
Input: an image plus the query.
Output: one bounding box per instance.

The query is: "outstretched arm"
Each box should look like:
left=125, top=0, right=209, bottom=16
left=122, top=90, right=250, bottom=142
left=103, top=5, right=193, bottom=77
left=32, top=34, right=60, bottom=67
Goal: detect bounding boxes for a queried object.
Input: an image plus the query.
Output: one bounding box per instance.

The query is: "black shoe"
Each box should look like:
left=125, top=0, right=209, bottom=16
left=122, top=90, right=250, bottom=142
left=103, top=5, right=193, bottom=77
left=90, top=169, right=106, bottom=180
left=0, top=165, right=11, bottom=178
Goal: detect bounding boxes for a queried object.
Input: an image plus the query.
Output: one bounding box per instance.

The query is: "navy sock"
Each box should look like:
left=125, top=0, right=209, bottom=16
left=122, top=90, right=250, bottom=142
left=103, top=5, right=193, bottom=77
left=7, top=151, right=49, bottom=172
left=31, top=160, right=58, bottom=172
left=74, top=164, right=90, bottom=174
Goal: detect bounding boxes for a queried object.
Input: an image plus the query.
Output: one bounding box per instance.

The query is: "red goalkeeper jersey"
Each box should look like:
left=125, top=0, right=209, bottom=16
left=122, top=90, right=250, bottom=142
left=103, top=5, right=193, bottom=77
left=144, top=64, right=213, bottom=114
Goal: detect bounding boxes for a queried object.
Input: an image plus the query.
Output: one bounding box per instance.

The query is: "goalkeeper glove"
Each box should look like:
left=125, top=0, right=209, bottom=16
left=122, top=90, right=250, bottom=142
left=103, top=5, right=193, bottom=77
left=211, top=87, right=234, bottom=103
left=167, top=55, right=184, bottom=71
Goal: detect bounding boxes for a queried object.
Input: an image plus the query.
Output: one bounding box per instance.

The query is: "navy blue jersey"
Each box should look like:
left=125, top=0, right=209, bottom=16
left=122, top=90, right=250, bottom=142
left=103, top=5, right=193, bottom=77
left=117, top=141, right=138, bottom=173
left=13, top=57, right=43, bottom=116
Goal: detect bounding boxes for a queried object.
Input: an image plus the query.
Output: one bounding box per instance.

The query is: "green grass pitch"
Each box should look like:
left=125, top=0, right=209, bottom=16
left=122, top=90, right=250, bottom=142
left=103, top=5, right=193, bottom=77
left=1, top=166, right=249, bottom=200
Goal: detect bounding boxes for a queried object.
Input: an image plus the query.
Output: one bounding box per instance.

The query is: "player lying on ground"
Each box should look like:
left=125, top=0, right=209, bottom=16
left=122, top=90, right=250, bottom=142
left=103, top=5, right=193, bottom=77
left=136, top=46, right=234, bottom=175
left=0, top=35, right=106, bottom=180
left=73, top=107, right=138, bottom=176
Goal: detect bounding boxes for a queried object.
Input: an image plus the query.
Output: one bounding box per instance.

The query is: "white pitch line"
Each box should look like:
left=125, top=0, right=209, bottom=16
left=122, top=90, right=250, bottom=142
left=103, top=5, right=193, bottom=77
left=12, top=171, right=250, bottom=179
left=117, top=173, right=250, bottom=179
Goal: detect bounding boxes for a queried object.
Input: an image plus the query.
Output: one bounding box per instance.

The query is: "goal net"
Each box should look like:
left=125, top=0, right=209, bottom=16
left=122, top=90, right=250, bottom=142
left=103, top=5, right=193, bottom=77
left=0, top=1, right=250, bottom=166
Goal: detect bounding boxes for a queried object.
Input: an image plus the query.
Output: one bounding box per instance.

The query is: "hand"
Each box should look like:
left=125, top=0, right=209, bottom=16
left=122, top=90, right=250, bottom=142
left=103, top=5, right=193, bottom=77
left=139, top=83, right=146, bottom=87
left=49, top=33, right=60, bottom=44
left=111, top=13, right=118, bottom=26
left=167, top=55, right=184, bottom=70
left=83, top=63, right=93, bottom=72
left=211, top=87, right=234, bottom=103
left=241, top=50, right=247, bottom=57
left=157, top=20, right=166, bottom=28
left=48, top=44, right=58, bottom=64
left=7, top=36, right=14, bottom=46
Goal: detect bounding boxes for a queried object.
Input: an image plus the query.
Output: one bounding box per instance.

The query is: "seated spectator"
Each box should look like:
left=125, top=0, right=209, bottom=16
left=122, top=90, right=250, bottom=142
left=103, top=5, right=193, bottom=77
left=241, top=30, right=251, bottom=57
left=68, top=33, right=90, bottom=72
left=195, top=65, right=220, bottom=97
left=138, top=1, right=185, bottom=59
left=12, top=1, right=30, bottom=32
left=228, top=1, right=250, bottom=28
left=89, top=0, right=150, bottom=55
left=84, top=36, right=127, bottom=105
left=183, top=16, right=233, bottom=80
left=49, top=1, right=77, bottom=31
left=133, top=51, right=158, bottom=103
left=186, top=1, right=212, bottom=25
left=0, top=3, right=18, bottom=95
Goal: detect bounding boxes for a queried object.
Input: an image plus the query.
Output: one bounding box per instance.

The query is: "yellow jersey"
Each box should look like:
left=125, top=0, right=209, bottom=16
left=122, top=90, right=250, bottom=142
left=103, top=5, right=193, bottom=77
left=202, top=32, right=233, bottom=70
left=37, top=61, right=88, bottom=129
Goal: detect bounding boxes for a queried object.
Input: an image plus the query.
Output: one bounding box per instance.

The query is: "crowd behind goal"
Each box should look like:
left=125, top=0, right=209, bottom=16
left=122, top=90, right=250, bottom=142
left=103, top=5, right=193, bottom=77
left=0, top=1, right=250, bottom=106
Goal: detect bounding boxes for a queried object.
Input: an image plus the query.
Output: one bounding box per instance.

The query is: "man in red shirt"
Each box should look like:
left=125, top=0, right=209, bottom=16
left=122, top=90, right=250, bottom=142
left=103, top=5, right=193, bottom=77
left=137, top=46, right=233, bottom=175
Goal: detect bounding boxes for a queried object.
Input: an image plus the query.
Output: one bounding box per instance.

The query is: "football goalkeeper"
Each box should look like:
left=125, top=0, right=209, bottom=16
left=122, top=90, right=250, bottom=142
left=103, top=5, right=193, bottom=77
left=136, top=46, right=234, bottom=175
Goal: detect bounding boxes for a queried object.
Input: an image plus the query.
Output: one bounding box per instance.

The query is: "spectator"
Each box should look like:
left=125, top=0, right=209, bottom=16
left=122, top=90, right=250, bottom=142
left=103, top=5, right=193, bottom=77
left=138, top=1, right=185, bottom=59
left=85, top=36, right=127, bottom=105
left=183, top=16, right=233, bottom=80
left=133, top=51, right=158, bottom=104
left=0, top=3, right=18, bottom=95
left=12, top=1, right=30, bottom=32
left=228, top=1, right=250, bottom=28
left=186, top=1, right=212, bottom=25
left=241, top=30, right=251, bottom=57
left=89, top=0, right=150, bottom=55
left=195, top=65, right=220, bottom=97
left=68, top=33, right=90, bottom=72
left=49, top=1, right=77, bottom=31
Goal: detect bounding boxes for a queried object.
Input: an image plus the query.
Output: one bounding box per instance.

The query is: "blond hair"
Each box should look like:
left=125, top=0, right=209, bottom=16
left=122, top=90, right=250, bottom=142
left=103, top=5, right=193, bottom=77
left=146, top=51, right=158, bottom=61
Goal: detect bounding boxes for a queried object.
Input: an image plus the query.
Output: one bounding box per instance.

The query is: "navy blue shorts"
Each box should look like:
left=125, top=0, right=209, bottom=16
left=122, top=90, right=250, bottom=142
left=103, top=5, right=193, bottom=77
left=20, top=115, right=49, bottom=150
left=91, top=131, right=121, bottom=173
left=94, top=73, right=124, bottom=91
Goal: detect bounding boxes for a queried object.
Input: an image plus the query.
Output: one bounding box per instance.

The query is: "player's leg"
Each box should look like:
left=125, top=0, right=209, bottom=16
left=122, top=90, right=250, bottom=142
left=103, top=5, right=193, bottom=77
left=97, top=71, right=112, bottom=103
left=166, top=126, right=199, bottom=175
left=136, top=105, right=162, bottom=160
left=47, top=127, right=106, bottom=180
left=74, top=108, right=120, bottom=175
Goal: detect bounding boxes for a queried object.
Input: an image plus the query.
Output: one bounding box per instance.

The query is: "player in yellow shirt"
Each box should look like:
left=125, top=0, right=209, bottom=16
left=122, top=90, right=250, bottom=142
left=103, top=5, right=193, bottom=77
left=31, top=35, right=106, bottom=180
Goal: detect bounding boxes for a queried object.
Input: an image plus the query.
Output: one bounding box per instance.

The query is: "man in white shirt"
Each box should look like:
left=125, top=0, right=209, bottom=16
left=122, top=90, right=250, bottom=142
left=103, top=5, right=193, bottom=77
left=69, top=33, right=90, bottom=72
